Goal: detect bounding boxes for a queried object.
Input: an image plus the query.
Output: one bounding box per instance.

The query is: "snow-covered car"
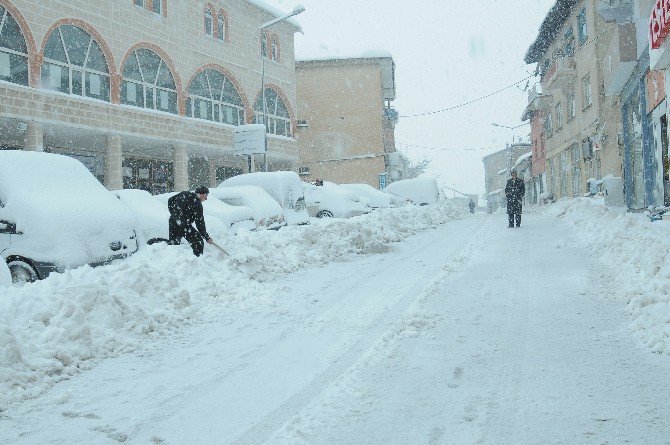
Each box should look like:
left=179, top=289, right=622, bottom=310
left=303, top=181, right=371, bottom=218
left=0, top=151, right=139, bottom=283
left=209, top=185, right=285, bottom=230
left=154, top=192, right=255, bottom=233
left=385, top=177, right=441, bottom=206
left=219, top=171, right=310, bottom=225
left=0, top=259, right=11, bottom=287
left=339, top=183, right=399, bottom=209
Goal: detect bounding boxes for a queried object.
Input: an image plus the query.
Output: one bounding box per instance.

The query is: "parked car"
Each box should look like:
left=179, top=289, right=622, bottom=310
left=209, top=185, right=285, bottom=230
left=385, top=177, right=441, bottom=206
left=219, top=171, right=309, bottom=225
left=339, top=183, right=398, bottom=209
left=303, top=181, right=371, bottom=218
left=0, top=151, right=139, bottom=283
left=154, top=192, right=255, bottom=233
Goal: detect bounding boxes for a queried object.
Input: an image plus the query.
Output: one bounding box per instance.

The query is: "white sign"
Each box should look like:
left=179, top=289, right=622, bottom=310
left=234, top=124, right=266, bottom=155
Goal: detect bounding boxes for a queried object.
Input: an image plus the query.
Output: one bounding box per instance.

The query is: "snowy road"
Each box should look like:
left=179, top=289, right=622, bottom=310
left=2, top=212, right=670, bottom=444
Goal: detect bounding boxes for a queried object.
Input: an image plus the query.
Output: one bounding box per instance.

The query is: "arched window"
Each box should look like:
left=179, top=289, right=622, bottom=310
left=260, top=31, right=268, bottom=58
left=217, top=11, right=226, bottom=42
left=121, top=48, right=177, bottom=114
left=187, top=69, right=245, bottom=125
left=254, top=88, right=291, bottom=136
left=204, top=7, right=214, bottom=36
left=0, top=5, right=29, bottom=86
left=41, top=25, right=110, bottom=101
left=271, top=35, right=280, bottom=61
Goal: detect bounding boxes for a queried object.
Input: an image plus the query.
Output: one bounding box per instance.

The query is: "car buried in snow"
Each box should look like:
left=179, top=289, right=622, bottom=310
left=209, top=185, right=286, bottom=230
left=339, top=183, right=400, bottom=209
left=302, top=181, right=372, bottom=218
left=0, top=151, right=139, bottom=284
left=385, top=177, right=441, bottom=206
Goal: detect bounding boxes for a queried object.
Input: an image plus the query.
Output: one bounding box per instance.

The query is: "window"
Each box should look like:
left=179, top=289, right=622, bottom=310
left=271, top=35, right=280, bottom=61
left=555, top=102, right=563, bottom=129
left=41, top=25, right=110, bottom=101
left=204, top=7, right=214, bottom=36
left=134, top=0, right=144, bottom=6
left=217, top=11, right=226, bottom=42
left=545, top=112, right=553, bottom=138
left=121, top=48, right=177, bottom=114
left=577, top=8, right=587, bottom=45
left=261, top=31, right=268, bottom=58
left=563, top=25, right=574, bottom=56
left=0, top=6, right=29, bottom=86
left=560, top=150, right=569, bottom=196
left=582, top=74, right=592, bottom=109
left=572, top=143, right=581, bottom=195
left=254, top=88, right=291, bottom=136
left=186, top=69, right=245, bottom=125
left=567, top=92, right=576, bottom=120
left=152, top=0, right=161, bottom=14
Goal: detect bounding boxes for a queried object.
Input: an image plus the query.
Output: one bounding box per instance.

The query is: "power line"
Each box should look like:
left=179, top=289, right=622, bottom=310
left=399, top=75, right=534, bottom=118
left=397, top=142, right=509, bottom=152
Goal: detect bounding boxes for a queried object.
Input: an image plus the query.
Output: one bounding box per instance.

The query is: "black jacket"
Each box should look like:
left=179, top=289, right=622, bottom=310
left=505, top=177, right=525, bottom=203
left=168, top=191, right=210, bottom=240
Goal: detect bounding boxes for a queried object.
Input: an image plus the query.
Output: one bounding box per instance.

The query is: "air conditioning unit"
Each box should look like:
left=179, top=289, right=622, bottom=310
left=298, top=166, right=310, bottom=175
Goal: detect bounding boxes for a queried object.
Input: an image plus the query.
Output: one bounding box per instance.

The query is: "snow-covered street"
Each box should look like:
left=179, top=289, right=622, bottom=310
left=2, top=205, right=670, bottom=444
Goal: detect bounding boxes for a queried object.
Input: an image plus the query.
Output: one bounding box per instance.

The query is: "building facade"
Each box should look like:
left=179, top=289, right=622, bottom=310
left=294, top=56, right=401, bottom=189
left=0, top=0, right=301, bottom=193
left=524, top=0, right=624, bottom=200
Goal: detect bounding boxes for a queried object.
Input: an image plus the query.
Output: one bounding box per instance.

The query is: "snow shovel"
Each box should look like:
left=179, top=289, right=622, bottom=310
left=211, top=240, right=261, bottom=276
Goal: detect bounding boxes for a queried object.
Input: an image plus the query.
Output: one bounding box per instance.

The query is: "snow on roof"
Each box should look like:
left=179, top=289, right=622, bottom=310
left=525, top=0, right=578, bottom=64
left=296, top=50, right=394, bottom=63
left=245, top=0, right=302, bottom=30
left=514, top=152, right=533, bottom=168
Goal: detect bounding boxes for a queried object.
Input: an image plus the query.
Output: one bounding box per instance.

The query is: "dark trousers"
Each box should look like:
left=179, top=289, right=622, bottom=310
left=507, top=199, right=522, bottom=227
left=168, top=216, right=204, bottom=256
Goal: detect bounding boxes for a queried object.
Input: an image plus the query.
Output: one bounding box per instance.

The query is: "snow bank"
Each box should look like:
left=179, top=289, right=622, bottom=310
left=0, top=202, right=464, bottom=410
left=551, top=198, right=670, bottom=354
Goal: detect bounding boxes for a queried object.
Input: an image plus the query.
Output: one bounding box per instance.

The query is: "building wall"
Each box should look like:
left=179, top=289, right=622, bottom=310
left=294, top=59, right=392, bottom=188
left=0, top=0, right=299, bottom=191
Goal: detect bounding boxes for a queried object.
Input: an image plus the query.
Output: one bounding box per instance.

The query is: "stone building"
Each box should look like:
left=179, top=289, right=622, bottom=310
left=294, top=55, right=401, bottom=189
left=0, top=0, right=301, bottom=193
left=524, top=0, right=624, bottom=199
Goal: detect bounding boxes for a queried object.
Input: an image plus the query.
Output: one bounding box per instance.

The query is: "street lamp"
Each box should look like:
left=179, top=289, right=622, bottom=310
left=492, top=122, right=529, bottom=174
left=258, top=5, right=305, bottom=172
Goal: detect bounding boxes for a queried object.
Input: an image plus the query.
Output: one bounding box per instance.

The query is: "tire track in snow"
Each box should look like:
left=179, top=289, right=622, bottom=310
left=231, top=218, right=491, bottom=445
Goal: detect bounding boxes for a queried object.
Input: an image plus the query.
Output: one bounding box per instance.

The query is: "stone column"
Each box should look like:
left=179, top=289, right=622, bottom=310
left=173, top=143, right=189, bottom=191
left=104, top=135, right=123, bottom=190
left=24, top=121, right=44, bottom=152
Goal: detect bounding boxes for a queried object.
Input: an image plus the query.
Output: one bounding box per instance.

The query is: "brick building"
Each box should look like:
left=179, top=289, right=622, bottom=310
left=0, top=0, right=300, bottom=193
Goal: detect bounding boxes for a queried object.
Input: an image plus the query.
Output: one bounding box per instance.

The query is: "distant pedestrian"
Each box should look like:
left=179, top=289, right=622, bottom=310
left=468, top=199, right=476, bottom=214
left=505, top=171, right=525, bottom=228
left=167, top=186, right=214, bottom=256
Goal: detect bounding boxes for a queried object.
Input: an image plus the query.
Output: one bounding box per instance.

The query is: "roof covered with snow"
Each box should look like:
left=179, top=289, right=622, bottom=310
left=296, top=50, right=394, bottom=63
left=514, top=151, right=533, bottom=167
left=525, top=0, right=578, bottom=64
left=245, top=0, right=302, bottom=30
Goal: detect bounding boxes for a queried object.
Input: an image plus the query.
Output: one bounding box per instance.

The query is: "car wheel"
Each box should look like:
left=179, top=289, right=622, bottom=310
left=316, top=210, right=333, bottom=218
left=7, top=258, right=38, bottom=284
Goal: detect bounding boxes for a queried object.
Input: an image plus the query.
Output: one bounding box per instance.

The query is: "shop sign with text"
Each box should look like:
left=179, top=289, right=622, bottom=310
left=651, top=0, right=670, bottom=50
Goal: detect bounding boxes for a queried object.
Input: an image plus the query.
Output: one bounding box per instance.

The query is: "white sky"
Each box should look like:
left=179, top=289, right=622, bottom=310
left=266, top=0, right=556, bottom=197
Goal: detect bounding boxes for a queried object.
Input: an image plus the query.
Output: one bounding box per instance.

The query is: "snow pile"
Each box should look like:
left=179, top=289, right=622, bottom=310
left=552, top=198, right=670, bottom=354
left=0, top=202, right=464, bottom=409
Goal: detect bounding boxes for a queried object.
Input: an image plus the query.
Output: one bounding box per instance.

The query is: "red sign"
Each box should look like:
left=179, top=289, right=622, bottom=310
left=651, top=0, right=670, bottom=49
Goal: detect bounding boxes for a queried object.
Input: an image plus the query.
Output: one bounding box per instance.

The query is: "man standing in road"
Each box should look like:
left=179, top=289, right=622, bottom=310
left=505, top=170, right=525, bottom=228
left=167, top=186, right=214, bottom=256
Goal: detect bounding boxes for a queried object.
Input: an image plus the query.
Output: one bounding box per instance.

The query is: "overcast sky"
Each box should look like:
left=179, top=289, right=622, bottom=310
left=267, top=0, right=556, bottom=197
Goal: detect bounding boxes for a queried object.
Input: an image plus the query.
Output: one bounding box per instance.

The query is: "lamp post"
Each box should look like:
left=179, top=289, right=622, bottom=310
left=491, top=122, right=529, bottom=173
left=258, top=5, right=305, bottom=172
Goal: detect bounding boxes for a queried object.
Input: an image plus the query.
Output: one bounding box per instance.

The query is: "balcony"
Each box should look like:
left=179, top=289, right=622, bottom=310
left=542, top=57, right=576, bottom=92
left=603, top=23, right=637, bottom=95
left=521, top=85, right=553, bottom=120
left=596, top=0, right=633, bottom=24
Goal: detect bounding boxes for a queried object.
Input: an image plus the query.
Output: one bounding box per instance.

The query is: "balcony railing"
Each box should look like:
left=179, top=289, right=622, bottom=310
left=542, top=57, right=576, bottom=91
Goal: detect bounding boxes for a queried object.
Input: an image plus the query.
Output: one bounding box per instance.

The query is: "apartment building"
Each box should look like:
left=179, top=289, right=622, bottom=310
left=524, top=0, right=623, bottom=200
left=294, top=56, right=402, bottom=189
left=0, top=0, right=300, bottom=193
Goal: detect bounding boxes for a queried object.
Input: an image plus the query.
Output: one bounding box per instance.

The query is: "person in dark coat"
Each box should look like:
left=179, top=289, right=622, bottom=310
left=167, top=186, right=213, bottom=256
left=468, top=200, right=476, bottom=214
left=505, top=170, right=525, bottom=228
